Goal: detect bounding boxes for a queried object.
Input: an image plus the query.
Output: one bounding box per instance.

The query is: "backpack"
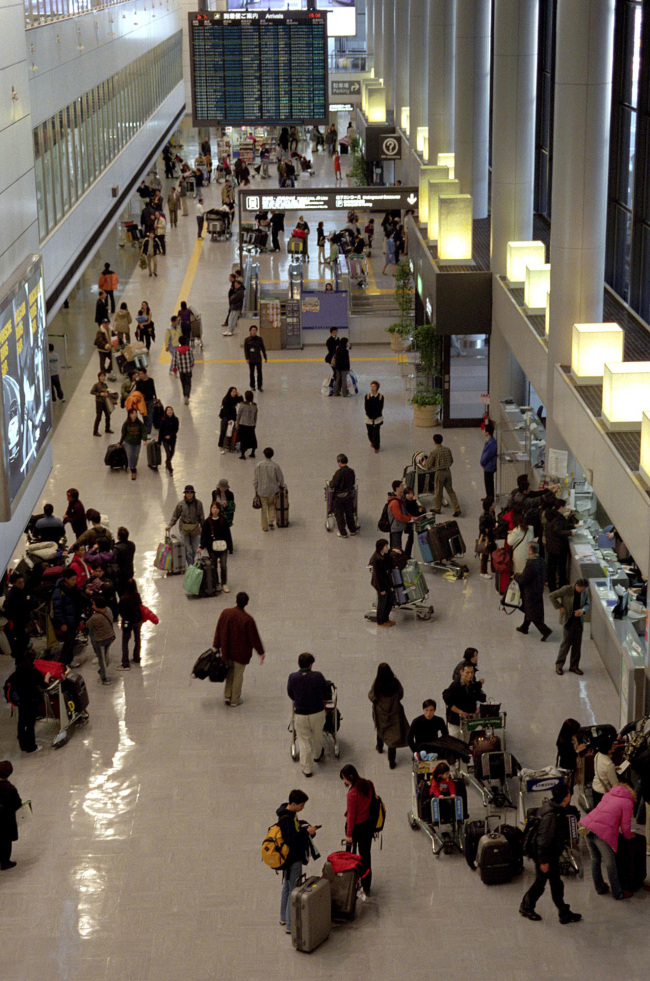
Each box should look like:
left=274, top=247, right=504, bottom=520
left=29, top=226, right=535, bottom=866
left=491, top=547, right=513, bottom=574
left=261, top=823, right=290, bottom=871
left=3, top=673, right=18, bottom=707
left=377, top=503, right=391, bottom=533
left=522, top=813, right=542, bottom=859
left=369, top=792, right=386, bottom=835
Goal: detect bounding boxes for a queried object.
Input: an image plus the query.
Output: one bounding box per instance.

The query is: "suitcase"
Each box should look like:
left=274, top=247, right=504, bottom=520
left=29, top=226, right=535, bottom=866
left=418, top=531, right=434, bottom=563
left=63, top=671, right=89, bottom=712
left=500, top=824, right=524, bottom=876
left=147, top=440, right=161, bottom=470
left=464, top=819, right=489, bottom=869
left=104, top=444, right=128, bottom=471
left=616, top=832, right=647, bottom=893
left=168, top=536, right=186, bottom=575
left=471, top=733, right=502, bottom=766
left=476, top=831, right=513, bottom=884
left=255, top=230, right=269, bottom=249
left=275, top=485, right=289, bottom=527
left=199, top=558, right=218, bottom=598
left=476, top=750, right=512, bottom=782
left=292, top=227, right=306, bottom=239
left=190, top=314, right=203, bottom=342
left=427, top=520, right=465, bottom=561
left=321, top=862, right=357, bottom=920
left=495, top=569, right=511, bottom=595
left=291, top=876, right=331, bottom=952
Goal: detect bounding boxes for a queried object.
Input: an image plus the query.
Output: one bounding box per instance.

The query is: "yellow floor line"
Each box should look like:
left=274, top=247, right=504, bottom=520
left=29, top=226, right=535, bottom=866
left=194, top=356, right=400, bottom=365
left=158, top=236, right=205, bottom=364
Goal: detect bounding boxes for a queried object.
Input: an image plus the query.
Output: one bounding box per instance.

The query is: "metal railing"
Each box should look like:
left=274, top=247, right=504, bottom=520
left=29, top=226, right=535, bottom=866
left=328, top=53, right=367, bottom=73
left=25, top=0, right=132, bottom=28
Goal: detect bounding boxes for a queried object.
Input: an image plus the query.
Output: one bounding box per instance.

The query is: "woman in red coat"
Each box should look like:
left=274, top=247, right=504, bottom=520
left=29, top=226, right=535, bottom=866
left=340, top=764, right=375, bottom=894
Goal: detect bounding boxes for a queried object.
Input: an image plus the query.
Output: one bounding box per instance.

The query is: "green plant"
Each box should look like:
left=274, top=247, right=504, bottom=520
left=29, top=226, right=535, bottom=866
left=411, top=321, right=443, bottom=409
left=386, top=259, right=414, bottom=337
left=348, top=136, right=368, bottom=187
left=411, top=385, right=443, bottom=407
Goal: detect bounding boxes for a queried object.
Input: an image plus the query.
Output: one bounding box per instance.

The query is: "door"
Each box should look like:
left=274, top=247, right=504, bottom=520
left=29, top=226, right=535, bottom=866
left=442, top=334, right=489, bottom=427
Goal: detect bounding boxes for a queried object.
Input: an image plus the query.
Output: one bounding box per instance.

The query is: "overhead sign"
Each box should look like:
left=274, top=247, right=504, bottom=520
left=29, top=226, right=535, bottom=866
left=380, top=134, right=402, bottom=160
left=241, top=186, right=418, bottom=213
left=329, top=103, right=354, bottom=112
left=331, top=79, right=361, bottom=96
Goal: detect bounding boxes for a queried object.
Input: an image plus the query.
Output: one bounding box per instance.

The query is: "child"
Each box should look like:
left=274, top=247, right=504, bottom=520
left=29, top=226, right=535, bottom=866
left=403, top=487, right=425, bottom=559
left=429, top=761, right=457, bottom=798
left=0, top=760, right=22, bottom=870
left=333, top=151, right=342, bottom=183
left=49, top=344, right=65, bottom=402
left=87, top=596, right=116, bottom=685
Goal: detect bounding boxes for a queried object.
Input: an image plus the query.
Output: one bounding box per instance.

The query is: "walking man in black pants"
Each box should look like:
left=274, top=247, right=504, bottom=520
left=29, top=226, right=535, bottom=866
left=330, top=454, right=358, bottom=538
left=270, top=211, right=284, bottom=251
left=519, top=784, right=582, bottom=924
left=244, top=325, right=268, bottom=391
left=549, top=579, right=590, bottom=675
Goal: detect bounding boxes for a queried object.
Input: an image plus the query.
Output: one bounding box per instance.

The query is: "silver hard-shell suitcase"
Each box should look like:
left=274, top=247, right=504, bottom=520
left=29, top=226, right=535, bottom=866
left=291, top=875, right=331, bottom=952
left=168, top=535, right=186, bottom=575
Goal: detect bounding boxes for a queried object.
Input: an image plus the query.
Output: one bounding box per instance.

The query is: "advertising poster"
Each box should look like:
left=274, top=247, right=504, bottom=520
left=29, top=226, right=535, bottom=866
left=0, top=255, right=51, bottom=517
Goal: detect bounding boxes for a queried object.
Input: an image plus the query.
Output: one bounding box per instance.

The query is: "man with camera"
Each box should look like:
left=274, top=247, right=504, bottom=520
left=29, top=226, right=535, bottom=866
left=277, top=790, right=319, bottom=936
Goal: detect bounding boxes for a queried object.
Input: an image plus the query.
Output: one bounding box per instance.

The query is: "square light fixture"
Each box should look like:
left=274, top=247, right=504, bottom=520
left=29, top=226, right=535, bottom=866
left=416, top=126, right=429, bottom=155
left=602, top=362, right=650, bottom=431
left=523, top=264, right=550, bottom=314
left=367, top=86, right=387, bottom=123
left=362, top=78, right=383, bottom=114
left=418, top=165, right=450, bottom=224
left=427, top=178, right=460, bottom=241
left=506, top=241, right=546, bottom=287
left=640, top=411, right=650, bottom=486
left=437, top=152, right=455, bottom=179
left=400, top=106, right=410, bottom=135
left=570, top=323, right=624, bottom=385
left=437, top=194, right=473, bottom=263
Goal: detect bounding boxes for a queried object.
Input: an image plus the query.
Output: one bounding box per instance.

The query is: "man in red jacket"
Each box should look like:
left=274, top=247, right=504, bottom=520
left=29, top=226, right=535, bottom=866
left=213, top=592, right=265, bottom=707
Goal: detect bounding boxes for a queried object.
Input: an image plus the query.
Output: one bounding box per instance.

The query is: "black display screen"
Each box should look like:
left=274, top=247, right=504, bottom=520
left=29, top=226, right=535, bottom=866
left=189, top=11, right=328, bottom=126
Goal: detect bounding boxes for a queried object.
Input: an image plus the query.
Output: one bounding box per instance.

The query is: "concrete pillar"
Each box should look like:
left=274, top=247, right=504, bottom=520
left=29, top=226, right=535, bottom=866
left=382, top=0, right=395, bottom=114
left=366, top=0, right=374, bottom=59
left=546, top=0, right=615, bottom=449
left=490, top=0, right=539, bottom=276
left=373, top=0, right=384, bottom=79
left=454, top=0, right=491, bottom=217
left=489, top=324, right=527, bottom=421
left=427, top=0, right=456, bottom=162
left=409, top=0, right=429, bottom=139
left=394, top=0, right=410, bottom=126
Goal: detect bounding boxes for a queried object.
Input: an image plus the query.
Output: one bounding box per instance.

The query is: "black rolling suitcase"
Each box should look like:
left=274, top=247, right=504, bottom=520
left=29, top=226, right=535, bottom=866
left=146, top=441, right=161, bottom=470
left=63, top=671, right=89, bottom=712
left=616, top=832, right=647, bottom=893
left=427, top=520, right=465, bottom=561
left=104, top=444, right=128, bottom=470
left=275, top=485, right=289, bottom=527
left=198, top=558, right=218, bottom=597
left=476, top=830, right=513, bottom=884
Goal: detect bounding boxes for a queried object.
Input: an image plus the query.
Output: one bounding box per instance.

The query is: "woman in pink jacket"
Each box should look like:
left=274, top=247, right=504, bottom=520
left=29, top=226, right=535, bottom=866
left=578, top=777, right=636, bottom=899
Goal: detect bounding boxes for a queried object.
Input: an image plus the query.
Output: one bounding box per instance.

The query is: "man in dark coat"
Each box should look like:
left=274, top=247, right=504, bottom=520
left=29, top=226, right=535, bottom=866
left=514, top=542, right=552, bottom=640
left=13, top=649, right=46, bottom=753
left=519, top=784, right=582, bottom=924
left=213, top=592, right=265, bottom=707
left=95, top=291, right=109, bottom=327
left=369, top=539, right=394, bottom=627
left=0, top=760, right=23, bottom=868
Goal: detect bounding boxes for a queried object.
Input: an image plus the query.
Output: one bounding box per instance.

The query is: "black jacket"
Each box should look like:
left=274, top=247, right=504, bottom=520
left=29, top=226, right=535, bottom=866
left=95, top=298, right=108, bottom=326
left=535, top=800, right=569, bottom=865
left=334, top=345, right=350, bottom=371
left=0, top=779, right=22, bottom=843
left=325, top=336, right=339, bottom=364
left=544, top=512, right=573, bottom=556
left=443, top=679, right=486, bottom=725
left=219, top=393, right=243, bottom=422
left=114, top=540, right=136, bottom=584
left=515, top=556, right=547, bottom=623
left=158, top=414, right=179, bottom=445
left=244, top=336, right=267, bottom=364
left=407, top=714, right=448, bottom=752
left=200, top=516, right=233, bottom=554
left=331, top=465, right=356, bottom=496
left=229, top=287, right=245, bottom=312
left=369, top=549, right=392, bottom=593
left=478, top=511, right=497, bottom=546
left=364, top=393, right=384, bottom=421
left=287, top=669, right=329, bottom=715
left=276, top=803, right=311, bottom=867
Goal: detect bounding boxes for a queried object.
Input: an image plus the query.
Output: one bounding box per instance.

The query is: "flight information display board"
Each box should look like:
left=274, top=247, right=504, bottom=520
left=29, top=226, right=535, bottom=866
left=189, top=10, right=328, bottom=126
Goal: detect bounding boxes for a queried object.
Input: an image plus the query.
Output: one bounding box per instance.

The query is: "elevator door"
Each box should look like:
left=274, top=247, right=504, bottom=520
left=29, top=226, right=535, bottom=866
left=443, top=334, right=489, bottom=427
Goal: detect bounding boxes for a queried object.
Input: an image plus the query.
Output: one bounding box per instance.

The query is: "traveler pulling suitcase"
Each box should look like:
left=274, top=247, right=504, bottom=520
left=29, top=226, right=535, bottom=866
left=104, top=444, right=128, bottom=471
left=147, top=440, right=161, bottom=470
left=275, top=485, right=289, bottom=527
left=616, top=832, right=647, bottom=893
left=291, top=876, right=331, bottom=952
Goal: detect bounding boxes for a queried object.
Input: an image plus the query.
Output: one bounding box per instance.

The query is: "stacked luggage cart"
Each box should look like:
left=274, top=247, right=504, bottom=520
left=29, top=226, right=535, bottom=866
left=365, top=559, right=434, bottom=622
left=408, top=736, right=471, bottom=856
left=205, top=209, right=233, bottom=241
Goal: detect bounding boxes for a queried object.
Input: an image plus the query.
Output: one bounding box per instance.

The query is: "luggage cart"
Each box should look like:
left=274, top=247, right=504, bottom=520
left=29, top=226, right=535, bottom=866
left=190, top=313, right=203, bottom=350
left=324, top=481, right=358, bottom=533
left=461, top=713, right=516, bottom=807
left=407, top=736, right=471, bottom=856
left=517, top=767, right=584, bottom=877
left=415, top=512, right=470, bottom=581
left=41, top=676, right=90, bottom=749
left=288, top=237, right=307, bottom=263
left=289, top=680, right=340, bottom=760
left=365, top=561, right=434, bottom=622
left=206, top=209, right=233, bottom=242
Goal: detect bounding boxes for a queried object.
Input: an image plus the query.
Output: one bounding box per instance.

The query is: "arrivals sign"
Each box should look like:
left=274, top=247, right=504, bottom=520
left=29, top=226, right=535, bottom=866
left=240, top=186, right=419, bottom=213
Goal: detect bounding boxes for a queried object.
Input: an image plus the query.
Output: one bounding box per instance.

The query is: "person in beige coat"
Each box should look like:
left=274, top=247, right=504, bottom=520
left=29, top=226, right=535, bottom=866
left=114, top=303, right=132, bottom=344
left=167, top=187, right=180, bottom=228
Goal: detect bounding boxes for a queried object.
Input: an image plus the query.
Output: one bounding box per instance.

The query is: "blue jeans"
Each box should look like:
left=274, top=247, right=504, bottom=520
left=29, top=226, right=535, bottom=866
left=587, top=832, right=623, bottom=899
left=181, top=532, right=201, bottom=566
left=280, top=861, right=302, bottom=931
left=91, top=639, right=113, bottom=682
left=124, top=442, right=141, bottom=472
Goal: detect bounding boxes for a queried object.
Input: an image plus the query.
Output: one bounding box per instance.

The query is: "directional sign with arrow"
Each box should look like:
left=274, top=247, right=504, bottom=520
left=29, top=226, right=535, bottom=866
left=331, top=80, right=362, bottom=96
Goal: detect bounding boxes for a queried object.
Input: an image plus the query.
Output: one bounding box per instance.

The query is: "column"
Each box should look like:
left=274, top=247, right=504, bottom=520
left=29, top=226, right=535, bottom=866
left=490, top=0, right=539, bottom=276
left=427, top=0, right=456, bottom=162
left=382, top=0, right=395, bottom=115
left=373, top=0, right=384, bottom=79
left=366, top=0, right=374, bottom=60
left=408, top=0, right=429, bottom=139
left=546, top=0, right=615, bottom=448
left=454, top=0, right=491, bottom=218
left=394, top=0, right=410, bottom=127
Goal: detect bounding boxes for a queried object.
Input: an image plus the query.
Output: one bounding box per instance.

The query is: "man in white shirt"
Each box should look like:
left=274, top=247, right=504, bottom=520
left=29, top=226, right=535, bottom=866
left=253, top=447, right=284, bottom=532
left=196, top=198, right=205, bottom=238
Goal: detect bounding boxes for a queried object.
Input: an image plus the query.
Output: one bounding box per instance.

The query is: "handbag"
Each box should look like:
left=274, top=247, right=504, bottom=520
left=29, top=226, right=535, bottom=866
left=154, top=540, right=172, bottom=572
left=252, top=494, right=262, bottom=510
left=212, top=540, right=227, bottom=552
left=139, top=253, right=147, bottom=270
left=183, top=561, right=204, bottom=596
left=226, top=419, right=234, bottom=437
left=180, top=520, right=200, bottom=536
left=208, top=650, right=230, bottom=683
left=475, top=535, right=490, bottom=556
left=192, top=648, right=216, bottom=680
left=16, top=800, right=33, bottom=826
left=502, top=578, right=522, bottom=613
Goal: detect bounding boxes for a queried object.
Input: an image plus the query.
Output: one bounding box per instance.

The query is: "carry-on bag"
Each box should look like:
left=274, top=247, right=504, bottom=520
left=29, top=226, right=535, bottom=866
left=154, top=539, right=172, bottom=572
left=471, top=733, right=502, bottom=766
left=501, top=578, right=522, bottom=612
left=291, top=876, right=331, bottom=953
left=183, top=562, right=204, bottom=596
left=147, top=440, right=162, bottom=470
left=199, top=558, right=218, bottom=597
left=321, top=860, right=358, bottom=920
left=275, top=485, right=289, bottom=527
left=168, top=536, right=186, bottom=575
left=63, top=671, right=89, bottom=712
left=104, top=444, right=128, bottom=471
left=418, top=531, right=434, bottom=563
left=616, top=832, right=647, bottom=893
left=476, top=831, right=514, bottom=885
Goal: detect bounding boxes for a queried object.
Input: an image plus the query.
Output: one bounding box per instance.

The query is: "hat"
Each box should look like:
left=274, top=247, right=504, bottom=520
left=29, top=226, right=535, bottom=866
left=217, top=479, right=229, bottom=489
left=0, top=761, right=13, bottom=779
left=184, top=485, right=195, bottom=493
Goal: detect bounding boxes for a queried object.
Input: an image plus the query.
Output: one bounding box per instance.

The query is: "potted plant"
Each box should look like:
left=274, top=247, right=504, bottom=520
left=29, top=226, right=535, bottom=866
left=348, top=137, right=368, bottom=187
left=386, top=259, right=413, bottom=351
left=411, top=321, right=443, bottom=426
